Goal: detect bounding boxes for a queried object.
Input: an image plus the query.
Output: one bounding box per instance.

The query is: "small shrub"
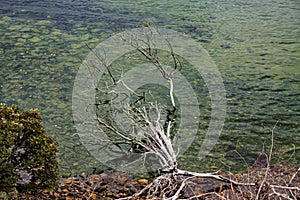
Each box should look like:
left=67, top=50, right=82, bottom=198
left=0, top=103, right=59, bottom=192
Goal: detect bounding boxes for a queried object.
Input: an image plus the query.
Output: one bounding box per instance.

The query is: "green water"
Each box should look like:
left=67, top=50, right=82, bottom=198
left=0, top=0, right=299, bottom=175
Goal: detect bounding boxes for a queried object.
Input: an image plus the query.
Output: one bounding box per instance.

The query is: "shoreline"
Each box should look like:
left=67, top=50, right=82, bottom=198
left=14, top=158, right=299, bottom=199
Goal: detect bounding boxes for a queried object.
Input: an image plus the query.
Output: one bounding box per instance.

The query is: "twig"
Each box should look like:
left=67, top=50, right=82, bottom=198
left=85, top=43, right=116, bottom=84
left=269, top=187, right=294, bottom=200
left=270, top=185, right=300, bottom=191
left=255, top=120, right=279, bottom=200
left=288, top=166, right=299, bottom=186
left=188, top=192, right=228, bottom=200
left=168, top=178, right=186, bottom=200
left=176, top=169, right=255, bottom=186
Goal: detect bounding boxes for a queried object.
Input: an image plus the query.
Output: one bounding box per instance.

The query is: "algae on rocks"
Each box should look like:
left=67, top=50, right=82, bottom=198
left=0, top=103, right=59, bottom=192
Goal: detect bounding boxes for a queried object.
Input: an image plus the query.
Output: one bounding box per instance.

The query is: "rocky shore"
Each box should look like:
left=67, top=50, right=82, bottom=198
left=16, top=170, right=147, bottom=199
left=14, top=158, right=299, bottom=199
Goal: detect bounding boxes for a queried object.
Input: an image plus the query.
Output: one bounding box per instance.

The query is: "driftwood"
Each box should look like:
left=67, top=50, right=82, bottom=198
left=86, top=25, right=299, bottom=200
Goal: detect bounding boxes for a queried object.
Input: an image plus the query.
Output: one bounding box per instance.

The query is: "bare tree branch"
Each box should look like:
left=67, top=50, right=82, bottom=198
left=85, top=26, right=298, bottom=199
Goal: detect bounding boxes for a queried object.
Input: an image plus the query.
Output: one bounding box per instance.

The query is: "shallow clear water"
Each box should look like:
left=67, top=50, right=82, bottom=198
left=0, top=0, right=299, bottom=175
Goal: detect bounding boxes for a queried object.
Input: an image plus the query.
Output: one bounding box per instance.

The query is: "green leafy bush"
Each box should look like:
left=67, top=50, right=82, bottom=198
left=0, top=103, right=59, bottom=192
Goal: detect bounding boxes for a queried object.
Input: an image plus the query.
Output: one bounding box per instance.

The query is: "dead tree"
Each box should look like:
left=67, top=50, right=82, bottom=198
left=85, top=25, right=298, bottom=199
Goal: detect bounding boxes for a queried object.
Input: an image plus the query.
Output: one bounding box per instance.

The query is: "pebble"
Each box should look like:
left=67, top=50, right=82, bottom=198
left=138, top=179, right=148, bottom=184
left=63, top=178, right=72, bottom=184
left=61, top=188, right=68, bottom=193
left=90, top=193, right=97, bottom=199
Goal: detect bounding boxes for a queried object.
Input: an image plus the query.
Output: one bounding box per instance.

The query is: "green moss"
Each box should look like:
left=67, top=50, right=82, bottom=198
left=0, top=104, right=59, bottom=193
left=34, top=20, right=52, bottom=26
left=29, top=37, right=41, bottom=43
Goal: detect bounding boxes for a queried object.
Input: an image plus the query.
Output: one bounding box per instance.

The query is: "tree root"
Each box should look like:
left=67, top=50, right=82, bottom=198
left=117, top=164, right=299, bottom=200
